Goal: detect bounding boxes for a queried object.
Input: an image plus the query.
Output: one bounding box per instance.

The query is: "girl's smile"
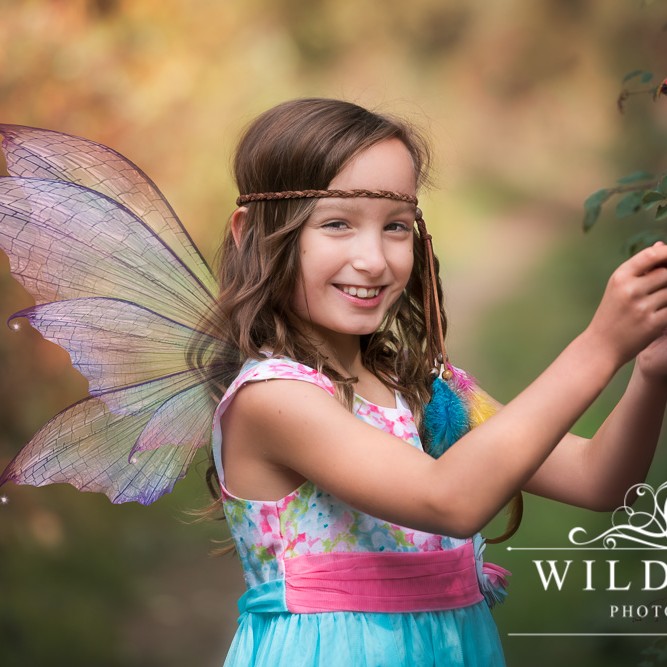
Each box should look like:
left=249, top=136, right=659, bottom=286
left=336, top=285, right=382, bottom=299
left=333, top=283, right=386, bottom=309
left=291, top=138, right=417, bottom=348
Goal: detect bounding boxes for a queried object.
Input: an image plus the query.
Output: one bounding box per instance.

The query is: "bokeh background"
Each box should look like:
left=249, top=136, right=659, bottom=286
left=2, top=0, right=667, bottom=665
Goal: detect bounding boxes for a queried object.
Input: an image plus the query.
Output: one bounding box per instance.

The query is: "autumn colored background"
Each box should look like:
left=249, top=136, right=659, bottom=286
left=2, top=1, right=667, bottom=665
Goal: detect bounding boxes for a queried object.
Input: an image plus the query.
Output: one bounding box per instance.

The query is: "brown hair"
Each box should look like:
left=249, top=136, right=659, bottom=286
left=192, top=98, right=520, bottom=540
left=203, top=103, right=435, bottom=378
left=190, top=98, right=437, bottom=490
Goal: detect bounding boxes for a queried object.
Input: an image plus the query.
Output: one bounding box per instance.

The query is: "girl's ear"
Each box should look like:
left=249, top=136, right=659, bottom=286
left=230, top=206, right=248, bottom=248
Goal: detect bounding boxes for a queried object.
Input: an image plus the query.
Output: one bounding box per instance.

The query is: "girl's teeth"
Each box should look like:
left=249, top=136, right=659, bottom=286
left=342, top=286, right=379, bottom=298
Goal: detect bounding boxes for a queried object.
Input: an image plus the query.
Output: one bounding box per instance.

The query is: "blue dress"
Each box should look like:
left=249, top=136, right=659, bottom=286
left=212, top=357, right=508, bottom=666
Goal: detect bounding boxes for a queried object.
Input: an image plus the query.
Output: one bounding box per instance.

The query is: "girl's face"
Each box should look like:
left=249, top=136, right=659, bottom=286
left=292, top=138, right=416, bottom=350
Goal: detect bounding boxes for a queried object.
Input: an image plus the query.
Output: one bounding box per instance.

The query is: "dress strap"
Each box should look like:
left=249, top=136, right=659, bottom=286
left=211, top=357, right=336, bottom=486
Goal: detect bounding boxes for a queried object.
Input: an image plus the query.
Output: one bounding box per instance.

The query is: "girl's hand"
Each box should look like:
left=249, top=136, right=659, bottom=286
left=636, top=334, right=667, bottom=387
left=586, top=243, right=667, bottom=368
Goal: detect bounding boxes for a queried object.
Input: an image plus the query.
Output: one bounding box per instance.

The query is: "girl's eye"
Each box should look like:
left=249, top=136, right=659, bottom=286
left=385, top=221, right=411, bottom=233
left=321, top=220, right=349, bottom=230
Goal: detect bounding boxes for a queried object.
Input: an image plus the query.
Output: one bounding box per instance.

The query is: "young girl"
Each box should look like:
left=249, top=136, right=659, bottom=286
left=1, top=98, right=667, bottom=667
left=200, top=98, right=667, bottom=666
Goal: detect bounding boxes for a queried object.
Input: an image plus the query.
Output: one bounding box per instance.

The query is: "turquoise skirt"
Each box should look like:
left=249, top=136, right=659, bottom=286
left=224, top=601, right=506, bottom=666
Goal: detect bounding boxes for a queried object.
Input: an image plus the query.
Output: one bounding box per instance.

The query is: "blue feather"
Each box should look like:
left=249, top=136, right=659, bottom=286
left=423, top=377, right=469, bottom=458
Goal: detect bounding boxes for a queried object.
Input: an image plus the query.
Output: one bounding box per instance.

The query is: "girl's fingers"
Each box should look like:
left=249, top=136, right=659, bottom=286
left=649, top=288, right=667, bottom=314
left=625, top=242, right=667, bottom=277
left=637, top=266, right=667, bottom=295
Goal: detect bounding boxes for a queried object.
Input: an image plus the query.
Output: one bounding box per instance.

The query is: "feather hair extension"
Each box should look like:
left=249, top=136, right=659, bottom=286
left=423, top=366, right=498, bottom=458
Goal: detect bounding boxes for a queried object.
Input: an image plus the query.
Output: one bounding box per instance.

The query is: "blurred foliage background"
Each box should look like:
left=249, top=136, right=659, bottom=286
left=1, top=0, right=667, bottom=665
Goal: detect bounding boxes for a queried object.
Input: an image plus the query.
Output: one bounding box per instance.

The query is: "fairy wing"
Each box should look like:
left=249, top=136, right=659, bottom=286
left=0, top=126, right=227, bottom=504
left=0, top=177, right=214, bottom=328
left=0, top=123, right=217, bottom=296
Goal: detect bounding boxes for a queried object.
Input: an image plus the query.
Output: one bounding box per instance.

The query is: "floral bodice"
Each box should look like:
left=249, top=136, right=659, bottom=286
left=211, top=357, right=504, bottom=605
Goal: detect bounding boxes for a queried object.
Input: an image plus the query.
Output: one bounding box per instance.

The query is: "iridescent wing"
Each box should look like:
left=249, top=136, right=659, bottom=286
left=0, top=124, right=217, bottom=296
left=0, top=127, right=226, bottom=504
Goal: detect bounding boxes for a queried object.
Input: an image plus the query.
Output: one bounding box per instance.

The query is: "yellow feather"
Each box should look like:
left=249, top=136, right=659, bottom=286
left=468, top=387, right=499, bottom=429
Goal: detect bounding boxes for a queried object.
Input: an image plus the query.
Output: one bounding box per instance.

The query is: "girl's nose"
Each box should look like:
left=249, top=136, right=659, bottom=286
left=351, top=234, right=388, bottom=275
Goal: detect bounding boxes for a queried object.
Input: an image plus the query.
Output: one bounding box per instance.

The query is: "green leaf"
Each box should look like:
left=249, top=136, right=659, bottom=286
left=615, top=191, right=644, bottom=218
left=582, top=188, right=612, bottom=231
left=584, top=188, right=612, bottom=209
left=617, top=170, right=654, bottom=184
left=659, top=175, right=667, bottom=194
left=656, top=204, right=667, bottom=220
left=623, top=69, right=645, bottom=83
left=583, top=188, right=612, bottom=232
left=621, top=70, right=654, bottom=85
left=583, top=207, right=601, bottom=231
left=642, top=190, right=666, bottom=208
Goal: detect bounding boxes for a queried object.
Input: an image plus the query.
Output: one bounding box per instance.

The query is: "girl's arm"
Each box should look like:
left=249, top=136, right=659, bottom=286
left=524, top=339, right=667, bottom=510
left=222, top=244, right=667, bottom=538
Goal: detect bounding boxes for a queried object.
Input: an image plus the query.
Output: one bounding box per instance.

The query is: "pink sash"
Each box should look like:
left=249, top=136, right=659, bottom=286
left=284, top=542, right=483, bottom=613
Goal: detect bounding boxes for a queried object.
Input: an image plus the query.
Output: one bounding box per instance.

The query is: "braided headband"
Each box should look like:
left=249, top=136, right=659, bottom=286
left=236, top=188, right=451, bottom=379
left=237, top=189, right=417, bottom=206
